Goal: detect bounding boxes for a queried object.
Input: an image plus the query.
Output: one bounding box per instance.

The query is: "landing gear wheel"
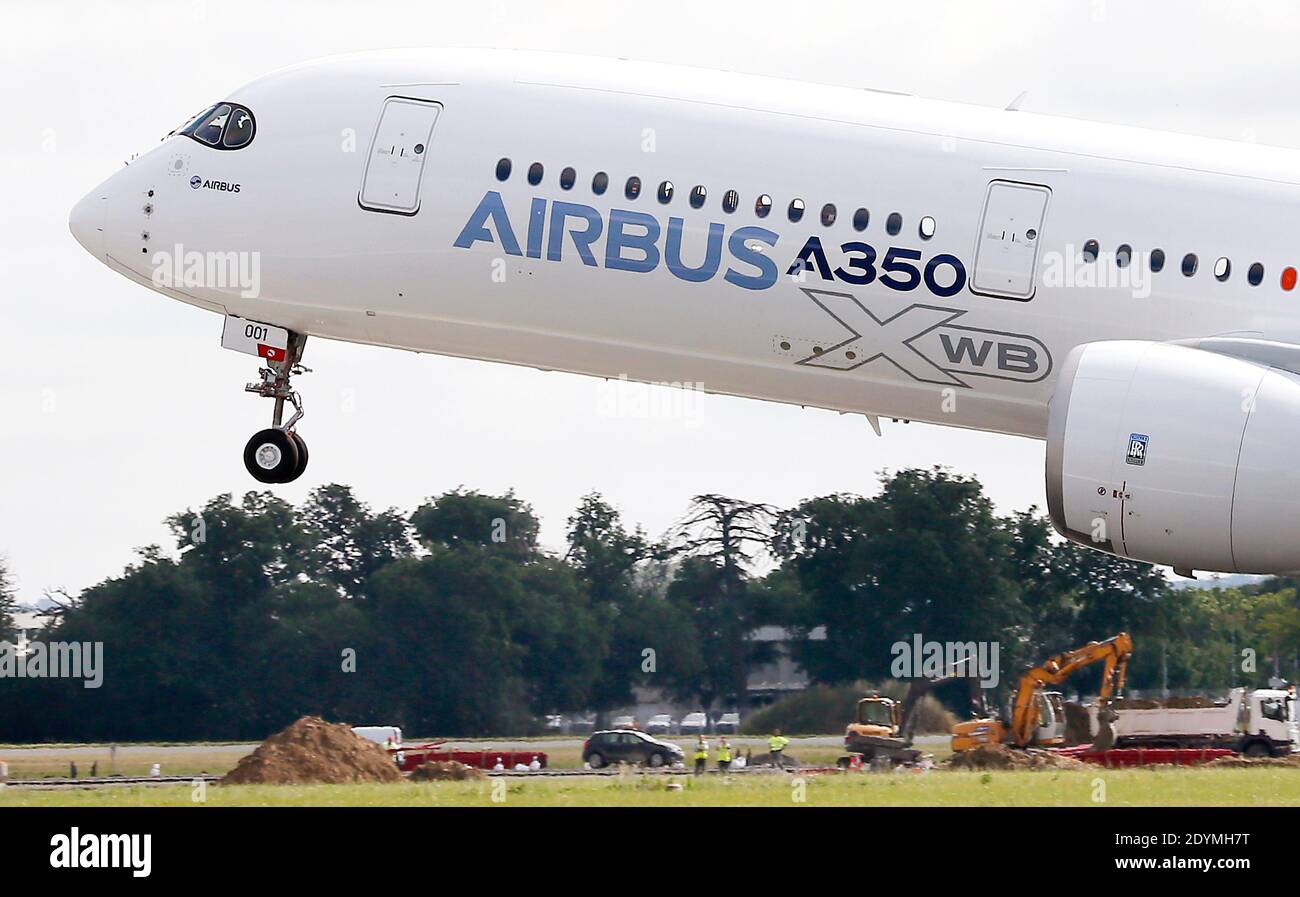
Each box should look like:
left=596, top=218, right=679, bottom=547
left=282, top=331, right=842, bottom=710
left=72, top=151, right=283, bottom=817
left=288, top=431, right=309, bottom=481
left=244, top=428, right=300, bottom=484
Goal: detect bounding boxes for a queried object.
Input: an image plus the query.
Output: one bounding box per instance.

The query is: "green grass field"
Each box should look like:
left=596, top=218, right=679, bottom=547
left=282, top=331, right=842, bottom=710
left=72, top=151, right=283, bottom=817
left=3, top=767, right=1298, bottom=807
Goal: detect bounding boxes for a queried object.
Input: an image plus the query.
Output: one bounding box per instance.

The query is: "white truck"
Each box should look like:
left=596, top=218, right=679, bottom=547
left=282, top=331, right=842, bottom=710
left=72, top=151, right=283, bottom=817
left=1088, top=688, right=1297, bottom=757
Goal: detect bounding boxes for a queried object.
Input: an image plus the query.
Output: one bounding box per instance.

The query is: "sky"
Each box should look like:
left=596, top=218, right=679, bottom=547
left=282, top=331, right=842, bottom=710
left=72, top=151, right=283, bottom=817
left=2, top=0, right=1299, bottom=608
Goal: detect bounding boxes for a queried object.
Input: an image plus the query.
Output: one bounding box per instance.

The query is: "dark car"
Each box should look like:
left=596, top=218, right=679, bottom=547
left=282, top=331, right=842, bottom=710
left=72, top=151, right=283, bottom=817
left=582, top=729, right=684, bottom=769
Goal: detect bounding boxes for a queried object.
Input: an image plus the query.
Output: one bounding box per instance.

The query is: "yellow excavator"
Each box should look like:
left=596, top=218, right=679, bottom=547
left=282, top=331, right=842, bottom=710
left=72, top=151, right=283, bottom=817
left=951, top=633, right=1133, bottom=752
left=843, top=655, right=990, bottom=765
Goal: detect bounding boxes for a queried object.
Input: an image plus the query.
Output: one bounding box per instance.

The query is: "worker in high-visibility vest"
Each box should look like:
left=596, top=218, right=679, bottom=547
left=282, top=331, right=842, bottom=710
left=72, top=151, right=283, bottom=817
left=768, top=729, right=790, bottom=769
left=693, top=735, right=709, bottom=775
left=717, top=738, right=733, bottom=772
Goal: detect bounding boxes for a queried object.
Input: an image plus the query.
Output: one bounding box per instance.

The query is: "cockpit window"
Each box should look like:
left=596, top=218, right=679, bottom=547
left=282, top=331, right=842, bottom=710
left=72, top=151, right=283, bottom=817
left=177, top=102, right=256, bottom=150
left=223, top=108, right=255, bottom=148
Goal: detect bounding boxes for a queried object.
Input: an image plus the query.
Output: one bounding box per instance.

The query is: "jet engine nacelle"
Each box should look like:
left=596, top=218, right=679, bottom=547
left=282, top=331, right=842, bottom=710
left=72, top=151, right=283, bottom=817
left=1046, top=340, right=1300, bottom=574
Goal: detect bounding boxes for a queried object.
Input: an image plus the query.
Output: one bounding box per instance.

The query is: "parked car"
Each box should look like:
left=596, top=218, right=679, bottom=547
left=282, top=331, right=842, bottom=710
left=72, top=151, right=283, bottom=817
left=679, top=711, right=710, bottom=735
left=714, top=711, right=741, bottom=734
left=645, top=714, right=675, bottom=734
left=610, top=714, right=636, bottom=729
left=583, top=729, right=684, bottom=769
left=567, top=714, right=596, bottom=734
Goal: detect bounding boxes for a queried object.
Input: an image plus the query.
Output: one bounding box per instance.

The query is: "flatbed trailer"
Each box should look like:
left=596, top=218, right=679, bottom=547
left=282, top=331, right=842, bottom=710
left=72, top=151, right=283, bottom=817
left=1055, top=745, right=1235, bottom=767
left=389, top=742, right=548, bottom=772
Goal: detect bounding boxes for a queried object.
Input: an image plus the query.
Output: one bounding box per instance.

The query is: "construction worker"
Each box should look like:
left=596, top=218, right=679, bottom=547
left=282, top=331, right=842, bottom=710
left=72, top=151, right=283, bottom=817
left=717, top=737, right=732, bottom=772
left=693, top=735, right=709, bottom=775
left=768, top=729, right=790, bottom=769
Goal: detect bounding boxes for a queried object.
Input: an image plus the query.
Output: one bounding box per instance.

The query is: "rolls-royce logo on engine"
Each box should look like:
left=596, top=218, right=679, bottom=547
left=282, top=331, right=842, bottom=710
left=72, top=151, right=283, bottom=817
left=1126, top=433, right=1149, bottom=466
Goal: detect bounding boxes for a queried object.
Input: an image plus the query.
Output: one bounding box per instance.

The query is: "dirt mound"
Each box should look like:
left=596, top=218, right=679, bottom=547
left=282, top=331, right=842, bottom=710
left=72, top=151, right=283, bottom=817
left=753, top=752, right=800, bottom=769
left=946, top=744, right=1086, bottom=771
left=409, top=761, right=485, bottom=782
left=1207, top=754, right=1300, bottom=768
left=222, top=716, right=403, bottom=785
left=1062, top=702, right=1093, bottom=745
left=1111, top=696, right=1217, bottom=710
left=1164, top=696, right=1217, bottom=709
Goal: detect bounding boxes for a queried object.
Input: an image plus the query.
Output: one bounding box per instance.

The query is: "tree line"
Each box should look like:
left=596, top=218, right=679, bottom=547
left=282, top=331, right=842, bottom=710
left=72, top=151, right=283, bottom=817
left=1, top=468, right=1297, bottom=741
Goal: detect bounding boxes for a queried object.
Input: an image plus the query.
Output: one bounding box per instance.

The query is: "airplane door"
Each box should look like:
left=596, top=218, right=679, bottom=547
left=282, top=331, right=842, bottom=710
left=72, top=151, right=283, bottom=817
left=359, top=97, right=441, bottom=215
left=971, top=180, right=1050, bottom=300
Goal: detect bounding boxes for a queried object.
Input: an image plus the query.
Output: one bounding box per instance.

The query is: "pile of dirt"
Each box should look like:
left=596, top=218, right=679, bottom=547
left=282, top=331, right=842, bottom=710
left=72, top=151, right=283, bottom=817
left=1206, top=754, right=1300, bottom=768
left=946, top=744, right=1086, bottom=771
left=1110, top=696, right=1218, bottom=710
left=409, top=761, right=485, bottom=782
left=222, top=716, right=403, bottom=785
left=752, top=752, right=800, bottom=769
left=1163, top=696, right=1217, bottom=709
left=1062, top=702, right=1093, bottom=745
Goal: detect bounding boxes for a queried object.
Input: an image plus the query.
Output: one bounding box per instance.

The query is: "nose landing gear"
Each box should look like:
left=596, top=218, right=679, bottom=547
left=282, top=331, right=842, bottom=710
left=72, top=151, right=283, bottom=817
left=242, top=331, right=310, bottom=483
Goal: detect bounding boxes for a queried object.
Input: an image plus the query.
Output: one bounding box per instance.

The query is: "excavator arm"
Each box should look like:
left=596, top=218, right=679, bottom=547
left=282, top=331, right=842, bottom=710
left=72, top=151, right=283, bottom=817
left=1008, top=633, right=1133, bottom=747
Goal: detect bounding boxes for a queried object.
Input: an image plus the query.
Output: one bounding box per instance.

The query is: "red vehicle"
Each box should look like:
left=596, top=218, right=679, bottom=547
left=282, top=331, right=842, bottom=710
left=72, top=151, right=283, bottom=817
left=388, top=742, right=547, bottom=772
left=1054, top=745, right=1234, bottom=767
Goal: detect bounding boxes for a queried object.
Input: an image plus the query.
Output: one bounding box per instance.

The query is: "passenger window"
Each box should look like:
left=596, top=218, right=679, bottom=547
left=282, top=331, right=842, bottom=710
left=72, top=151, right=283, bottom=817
left=222, top=108, right=255, bottom=148
left=527, top=162, right=544, bottom=186
left=722, top=190, right=739, bottom=213
left=560, top=167, right=576, bottom=190
left=625, top=176, right=642, bottom=200
left=919, top=216, right=936, bottom=239
left=755, top=194, right=772, bottom=217
left=1182, top=253, right=1199, bottom=276
left=1082, top=240, right=1099, bottom=263
left=1248, top=262, right=1265, bottom=286
left=788, top=198, right=805, bottom=222
left=690, top=185, right=707, bottom=209
left=1116, top=244, right=1132, bottom=268
left=592, top=172, right=609, bottom=195
left=658, top=180, right=674, bottom=203
left=820, top=203, right=837, bottom=226
left=885, top=212, right=902, bottom=236
left=1214, top=257, right=1231, bottom=281
left=1150, top=248, right=1165, bottom=272
left=495, top=158, right=512, bottom=181
left=852, top=208, right=870, bottom=231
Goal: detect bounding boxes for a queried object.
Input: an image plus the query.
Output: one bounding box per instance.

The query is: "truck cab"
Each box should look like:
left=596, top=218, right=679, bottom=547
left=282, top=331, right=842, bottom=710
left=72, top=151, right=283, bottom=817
left=1241, top=688, right=1298, bottom=755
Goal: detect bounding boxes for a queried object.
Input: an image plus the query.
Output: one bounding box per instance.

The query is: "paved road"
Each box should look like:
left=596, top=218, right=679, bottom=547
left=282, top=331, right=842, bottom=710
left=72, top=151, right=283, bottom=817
left=0, top=733, right=946, bottom=760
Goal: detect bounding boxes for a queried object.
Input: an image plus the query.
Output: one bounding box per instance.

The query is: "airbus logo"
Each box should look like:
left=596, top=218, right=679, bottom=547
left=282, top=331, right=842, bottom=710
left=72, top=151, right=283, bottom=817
left=453, top=191, right=966, bottom=297
left=189, top=176, right=242, bottom=194
left=792, top=288, right=1052, bottom=387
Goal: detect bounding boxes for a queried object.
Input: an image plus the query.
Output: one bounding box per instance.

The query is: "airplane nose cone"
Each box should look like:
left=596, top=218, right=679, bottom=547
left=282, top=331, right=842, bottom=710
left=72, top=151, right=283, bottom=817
left=69, top=190, right=105, bottom=257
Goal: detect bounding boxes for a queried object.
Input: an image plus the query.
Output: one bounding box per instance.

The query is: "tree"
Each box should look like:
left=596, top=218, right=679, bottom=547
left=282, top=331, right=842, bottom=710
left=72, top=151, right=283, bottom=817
left=301, top=484, right=411, bottom=601
left=411, top=489, right=539, bottom=561
left=0, top=557, right=15, bottom=642
left=778, top=469, right=1027, bottom=692
left=667, top=495, right=778, bottom=706
left=564, top=493, right=656, bottom=714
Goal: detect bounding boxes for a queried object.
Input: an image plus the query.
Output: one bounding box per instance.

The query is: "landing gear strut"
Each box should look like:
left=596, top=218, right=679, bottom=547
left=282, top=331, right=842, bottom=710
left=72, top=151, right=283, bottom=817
left=242, top=331, right=310, bottom=483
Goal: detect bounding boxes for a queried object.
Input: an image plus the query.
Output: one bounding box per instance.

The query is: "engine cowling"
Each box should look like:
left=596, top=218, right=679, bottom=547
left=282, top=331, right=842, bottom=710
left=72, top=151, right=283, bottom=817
left=1046, top=340, right=1300, bottom=574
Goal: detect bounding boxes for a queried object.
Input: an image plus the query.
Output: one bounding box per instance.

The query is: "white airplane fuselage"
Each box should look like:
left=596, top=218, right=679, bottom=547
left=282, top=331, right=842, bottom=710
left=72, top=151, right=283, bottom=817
left=73, top=49, right=1300, bottom=439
